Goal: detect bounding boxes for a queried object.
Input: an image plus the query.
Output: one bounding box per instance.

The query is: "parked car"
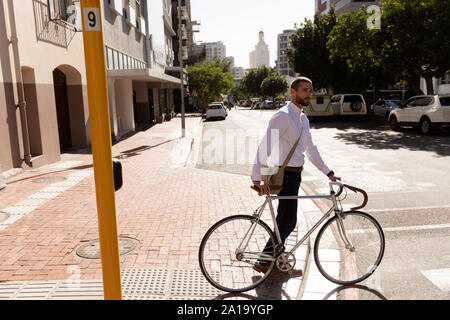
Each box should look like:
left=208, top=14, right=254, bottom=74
left=303, top=94, right=332, bottom=117
left=211, top=101, right=227, bottom=116
left=206, top=104, right=227, bottom=120
left=244, top=100, right=252, bottom=107
left=331, top=94, right=368, bottom=116
left=370, top=99, right=402, bottom=119
left=388, top=95, right=450, bottom=134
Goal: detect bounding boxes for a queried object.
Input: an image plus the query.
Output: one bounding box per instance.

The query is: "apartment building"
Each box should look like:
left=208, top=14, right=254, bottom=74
left=276, top=29, right=297, bottom=78
left=105, top=0, right=181, bottom=138
left=1, top=0, right=89, bottom=172
left=316, top=0, right=381, bottom=16
left=204, top=41, right=226, bottom=61
left=249, top=31, right=270, bottom=69
left=171, top=0, right=196, bottom=68
left=333, top=0, right=380, bottom=15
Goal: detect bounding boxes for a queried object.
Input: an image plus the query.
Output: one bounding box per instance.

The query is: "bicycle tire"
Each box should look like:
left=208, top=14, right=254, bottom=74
left=199, top=215, right=277, bottom=293
left=314, top=211, right=385, bottom=285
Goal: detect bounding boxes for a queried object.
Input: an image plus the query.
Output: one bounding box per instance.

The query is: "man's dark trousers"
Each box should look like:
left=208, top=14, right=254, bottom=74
left=260, top=170, right=302, bottom=266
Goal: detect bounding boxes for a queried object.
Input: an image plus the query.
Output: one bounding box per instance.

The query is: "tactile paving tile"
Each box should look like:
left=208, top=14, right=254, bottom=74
left=0, top=268, right=224, bottom=300
left=121, top=269, right=170, bottom=296
left=169, top=269, right=221, bottom=297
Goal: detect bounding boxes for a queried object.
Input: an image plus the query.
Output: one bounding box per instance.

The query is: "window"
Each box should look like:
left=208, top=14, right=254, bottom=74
left=405, top=97, right=433, bottom=107
left=439, top=97, right=450, bottom=107
left=48, top=0, right=75, bottom=22
left=419, top=97, right=434, bottom=106
left=343, top=95, right=363, bottom=103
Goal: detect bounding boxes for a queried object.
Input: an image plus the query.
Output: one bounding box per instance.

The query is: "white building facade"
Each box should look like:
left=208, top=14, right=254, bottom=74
left=205, top=41, right=226, bottom=60
left=249, top=31, right=270, bottom=69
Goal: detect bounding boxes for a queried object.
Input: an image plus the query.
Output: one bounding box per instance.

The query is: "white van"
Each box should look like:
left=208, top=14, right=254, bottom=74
left=304, top=94, right=333, bottom=117
left=331, top=94, right=368, bottom=116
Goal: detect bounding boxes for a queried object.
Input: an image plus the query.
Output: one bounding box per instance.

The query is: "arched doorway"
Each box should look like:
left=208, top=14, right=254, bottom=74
left=53, top=68, right=72, bottom=151
left=52, top=65, right=87, bottom=152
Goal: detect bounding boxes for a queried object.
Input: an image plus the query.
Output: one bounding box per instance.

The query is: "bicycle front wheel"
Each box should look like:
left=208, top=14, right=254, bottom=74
left=314, top=211, right=385, bottom=285
left=199, top=215, right=277, bottom=293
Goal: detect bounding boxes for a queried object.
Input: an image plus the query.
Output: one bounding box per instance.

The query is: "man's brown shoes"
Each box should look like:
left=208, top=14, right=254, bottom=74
left=253, top=263, right=303, bottom=279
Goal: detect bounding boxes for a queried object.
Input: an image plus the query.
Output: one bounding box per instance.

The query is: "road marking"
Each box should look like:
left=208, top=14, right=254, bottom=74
left=369, top=204, right=450, bottom=213
left=421, top=269, right=450, bottom=292
left=347, top=223, right=450, bottom=234
left=415, top=182, right=436, bottom=188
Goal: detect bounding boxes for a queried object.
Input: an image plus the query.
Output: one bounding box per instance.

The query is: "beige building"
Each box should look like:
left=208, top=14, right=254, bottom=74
left=249, top=31, right=270, bottom=69
left=0, top=0, right=181, bottom=174
left=1, top=0, right=90, bottom=172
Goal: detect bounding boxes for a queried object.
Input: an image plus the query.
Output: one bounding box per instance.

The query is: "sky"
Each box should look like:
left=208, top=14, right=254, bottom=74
left=190, top=0, right=316, bottom=69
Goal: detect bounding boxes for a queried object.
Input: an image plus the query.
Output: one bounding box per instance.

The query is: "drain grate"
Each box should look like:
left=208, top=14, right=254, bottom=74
left=75, top=237, right=140, bottom=259
left=32, top=176, right=67, bottom=184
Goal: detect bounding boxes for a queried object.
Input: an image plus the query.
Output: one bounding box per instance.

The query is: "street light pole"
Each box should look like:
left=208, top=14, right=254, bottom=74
left=177, top=0, right=186, bottom=138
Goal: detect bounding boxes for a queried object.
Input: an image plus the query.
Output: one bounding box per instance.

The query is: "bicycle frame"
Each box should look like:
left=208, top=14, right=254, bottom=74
left=248, top=184, right=353, bottom=259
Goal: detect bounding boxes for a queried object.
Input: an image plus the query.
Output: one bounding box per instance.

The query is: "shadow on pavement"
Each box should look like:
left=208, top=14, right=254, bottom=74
left=310, top=118, right=450, bottom=157
left=212, top=275, right=299, bottom=301
left=322, top=284, right=387, bottom=300
left=5, top=139, right=180, bottom=185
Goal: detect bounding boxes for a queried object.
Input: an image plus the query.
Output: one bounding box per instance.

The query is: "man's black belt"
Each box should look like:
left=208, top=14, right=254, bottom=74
left=283, top=166, right=303, bottom=173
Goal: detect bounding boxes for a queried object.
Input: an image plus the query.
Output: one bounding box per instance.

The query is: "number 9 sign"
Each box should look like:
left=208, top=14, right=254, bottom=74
left=83, top=7, right=100, bottom=31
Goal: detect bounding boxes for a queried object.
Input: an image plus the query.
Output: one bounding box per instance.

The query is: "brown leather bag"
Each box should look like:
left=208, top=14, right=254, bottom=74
left=261, top=136, right=301, bottom=194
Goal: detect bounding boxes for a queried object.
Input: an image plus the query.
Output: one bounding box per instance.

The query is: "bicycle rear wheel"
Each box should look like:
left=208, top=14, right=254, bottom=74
left=314, top=211, right=385, bottom=285
left=199, top=215, right=277, bottom=293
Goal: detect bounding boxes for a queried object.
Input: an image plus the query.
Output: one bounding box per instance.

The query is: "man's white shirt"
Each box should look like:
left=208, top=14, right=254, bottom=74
left=251, top=102, right=331, bottom=182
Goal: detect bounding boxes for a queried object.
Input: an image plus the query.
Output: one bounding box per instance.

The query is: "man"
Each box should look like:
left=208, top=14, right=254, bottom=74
left=251, top=77, right=340, bottom=278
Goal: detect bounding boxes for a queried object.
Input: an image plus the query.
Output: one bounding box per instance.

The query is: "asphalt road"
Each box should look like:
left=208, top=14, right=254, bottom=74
left=194, top=107, right=450, bottom=300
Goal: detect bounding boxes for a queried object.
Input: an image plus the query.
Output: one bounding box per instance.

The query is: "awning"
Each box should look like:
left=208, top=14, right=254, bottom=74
left=107, top=68, right=181, bottom=86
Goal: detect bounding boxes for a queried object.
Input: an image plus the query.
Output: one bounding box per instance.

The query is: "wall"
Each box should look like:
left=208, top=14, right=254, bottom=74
left=102, top=0, right=147, bottom=64
left=1, top=0, right=89, bottom=170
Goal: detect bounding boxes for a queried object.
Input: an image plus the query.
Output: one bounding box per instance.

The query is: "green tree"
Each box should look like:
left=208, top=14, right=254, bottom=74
left=287, top=8, right=367, bottom=93
left=380, top=0, right=450, bottom=94
left=241, top=66, right=275, bottom=98
left=261, top=74, right=288, bottom=103
left=328, top=0, right=450, bottom=95
left=326, top=7, right=394, bottom=93
left=187, top=59, right=234, bottom=111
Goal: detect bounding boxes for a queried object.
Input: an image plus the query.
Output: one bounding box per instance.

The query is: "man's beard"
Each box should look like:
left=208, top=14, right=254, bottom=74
left=295, top=96, right=310, bottom=107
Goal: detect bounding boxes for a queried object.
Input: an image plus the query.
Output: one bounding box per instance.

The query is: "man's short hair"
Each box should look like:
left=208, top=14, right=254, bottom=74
left=290, top=77, right=313, bottom=91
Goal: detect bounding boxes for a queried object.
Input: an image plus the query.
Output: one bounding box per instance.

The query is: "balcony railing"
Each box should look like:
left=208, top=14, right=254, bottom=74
left=33, top=0, right=78, bottom=48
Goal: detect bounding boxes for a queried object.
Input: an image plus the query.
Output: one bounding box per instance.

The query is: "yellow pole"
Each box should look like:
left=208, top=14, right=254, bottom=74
left=80, top=0, right=122, bottom=300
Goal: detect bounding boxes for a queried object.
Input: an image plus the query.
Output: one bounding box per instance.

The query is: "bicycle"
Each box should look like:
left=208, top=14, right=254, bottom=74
left=198, top=181, right=385, bottom=293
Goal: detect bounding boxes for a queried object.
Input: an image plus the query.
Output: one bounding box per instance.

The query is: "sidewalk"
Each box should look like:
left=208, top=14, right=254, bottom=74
left=0, top=113, right=327, bottom=300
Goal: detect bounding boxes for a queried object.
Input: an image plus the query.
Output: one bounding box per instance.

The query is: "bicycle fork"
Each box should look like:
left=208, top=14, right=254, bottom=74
left=335, top=212, right=356, bottom=252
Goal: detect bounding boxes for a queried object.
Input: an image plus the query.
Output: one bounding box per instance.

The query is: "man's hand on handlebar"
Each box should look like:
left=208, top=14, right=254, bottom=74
left=328, top=173, right=341, bottom=182
left=252, top=181, right=271, bottom=196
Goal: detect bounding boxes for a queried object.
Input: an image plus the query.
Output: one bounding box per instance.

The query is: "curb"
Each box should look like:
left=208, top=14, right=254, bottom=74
left=295, top=184, right=332, bottom=300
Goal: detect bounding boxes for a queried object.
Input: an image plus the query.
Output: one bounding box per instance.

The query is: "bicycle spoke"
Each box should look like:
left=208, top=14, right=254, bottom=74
left=314, top=211, right=385, bottom=285
left=199, top=215, right=276, bottom=292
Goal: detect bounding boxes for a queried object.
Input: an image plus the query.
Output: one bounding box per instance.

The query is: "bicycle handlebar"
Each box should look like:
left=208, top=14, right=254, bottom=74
left=335, top=184, right=368, bottom=210
left=251, top=182, right=368, bottom=210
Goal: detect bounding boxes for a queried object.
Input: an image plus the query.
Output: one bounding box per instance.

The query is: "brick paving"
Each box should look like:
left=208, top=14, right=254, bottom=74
left=0, top=116, right=263, bottom=285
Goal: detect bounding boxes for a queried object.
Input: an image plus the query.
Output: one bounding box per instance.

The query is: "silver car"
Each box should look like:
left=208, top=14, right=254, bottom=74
left=370, top=99, right=401, bottom=119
